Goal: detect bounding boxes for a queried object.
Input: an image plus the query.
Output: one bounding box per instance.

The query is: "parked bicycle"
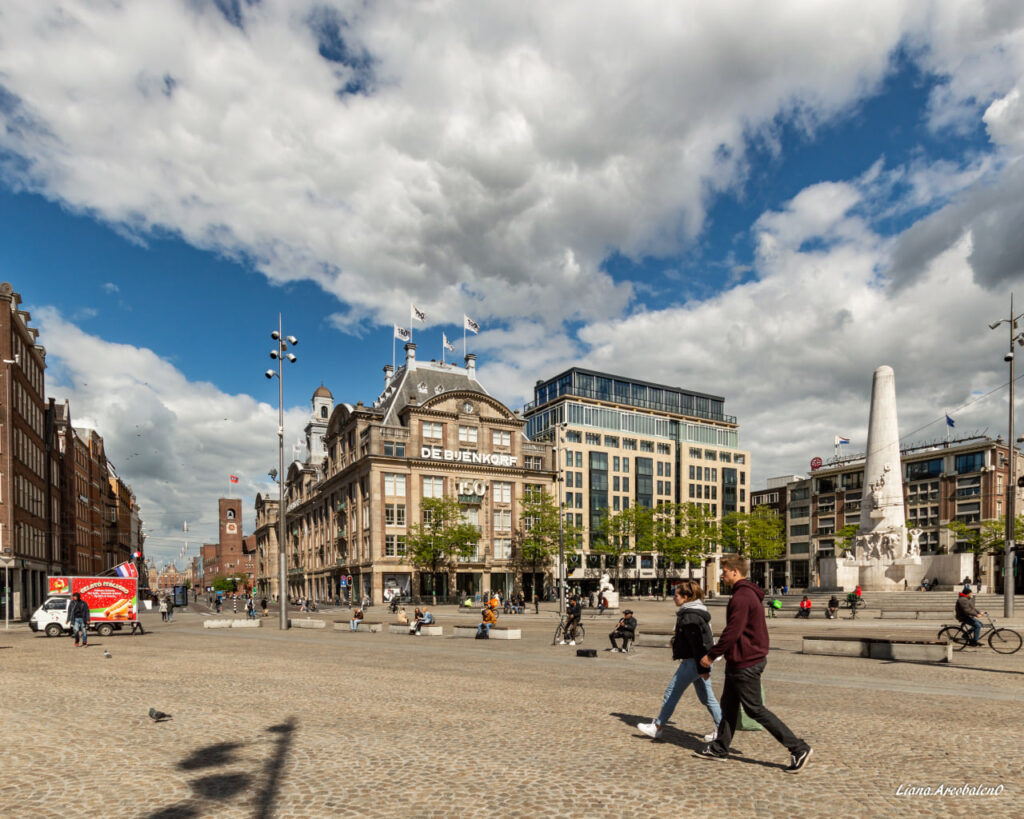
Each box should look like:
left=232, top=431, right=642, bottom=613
left=552, top=616, right=586, bottom=646
left=937, top=616, right=1022, bottom=654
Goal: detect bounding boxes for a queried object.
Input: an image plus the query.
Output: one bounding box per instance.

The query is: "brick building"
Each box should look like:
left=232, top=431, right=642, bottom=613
left=201, top=498, right=256, bottom=591
left=0, top=282, right=62, bottom=619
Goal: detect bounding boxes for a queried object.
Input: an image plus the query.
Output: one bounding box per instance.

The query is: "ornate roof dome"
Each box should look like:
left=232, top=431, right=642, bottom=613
left=313, top=385, right=333, bottom=399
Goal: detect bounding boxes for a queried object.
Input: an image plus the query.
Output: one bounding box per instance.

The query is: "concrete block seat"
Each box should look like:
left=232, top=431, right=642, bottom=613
left=634, top=630, right=672, bottom=648
left=203, top=619, right=233, bottom=629
left=452, top=624, right=521, bottom=639
left=290, top=618, right=326, bottom=629
left=802, top=634, right=951, bottom=663
left=392, top=623, right=443, bottom=635
left=333, top=621, right=383, bottom=632
left=231, top=619, right=261, bottom=628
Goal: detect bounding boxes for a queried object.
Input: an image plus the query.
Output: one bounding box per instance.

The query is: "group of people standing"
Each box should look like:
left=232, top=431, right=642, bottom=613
left=635, top=555, right=814, bottom=774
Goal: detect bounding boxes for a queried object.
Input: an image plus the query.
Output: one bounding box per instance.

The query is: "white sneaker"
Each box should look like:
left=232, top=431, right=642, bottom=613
left=637, top=722, right=662, bottom=739
left=703, top=729, right=718, bottom=743
left=569, top=640, right=576, bottom=646
left=558, top=640, right=567, bottom=645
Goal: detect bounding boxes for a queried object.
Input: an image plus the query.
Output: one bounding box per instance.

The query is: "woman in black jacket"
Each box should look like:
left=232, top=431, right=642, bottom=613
left=637, top=580, right=722, bottom=741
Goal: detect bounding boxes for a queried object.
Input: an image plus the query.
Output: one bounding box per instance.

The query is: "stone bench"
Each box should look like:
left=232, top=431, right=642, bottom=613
left=634, top=630, right=672, bottom=648
left=390, top=623, right=443, bottom=635
left=231, top=619, right=261, bottom=628
left=802, top=635, right=951, bottom=663
left=290, top=618, right=326, bottom=629
left=203, top=619, right=233, bottom=629
left=878, top=610, right=949, bottom=620
left=333, top=621, right=384, bottom=632
left=452, top=624, right=521, bottom=639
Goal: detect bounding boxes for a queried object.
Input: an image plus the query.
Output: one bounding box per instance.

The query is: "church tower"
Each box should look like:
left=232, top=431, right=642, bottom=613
left=305, top=385, right=333, bottom=463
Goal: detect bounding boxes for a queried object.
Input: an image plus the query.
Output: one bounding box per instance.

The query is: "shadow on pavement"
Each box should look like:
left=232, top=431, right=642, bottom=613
left=145, top=718, right=297, bottom=819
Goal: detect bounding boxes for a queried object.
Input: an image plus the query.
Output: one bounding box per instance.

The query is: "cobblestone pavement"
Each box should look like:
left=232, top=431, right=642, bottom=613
left=2, top=601, right=1020, bottom=818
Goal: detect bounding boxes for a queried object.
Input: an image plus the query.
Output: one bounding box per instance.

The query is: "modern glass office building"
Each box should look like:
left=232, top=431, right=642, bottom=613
left=523, top=367, right=750, bottom=596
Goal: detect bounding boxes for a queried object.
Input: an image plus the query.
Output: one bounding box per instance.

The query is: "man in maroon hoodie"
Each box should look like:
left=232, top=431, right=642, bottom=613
left=694, top=555, right=813, bottom=773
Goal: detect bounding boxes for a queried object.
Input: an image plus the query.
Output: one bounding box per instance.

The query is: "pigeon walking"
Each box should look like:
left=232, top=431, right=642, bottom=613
left=148, top=708, right=172, bottom=722
left=103, top=650, right=111, bottom=658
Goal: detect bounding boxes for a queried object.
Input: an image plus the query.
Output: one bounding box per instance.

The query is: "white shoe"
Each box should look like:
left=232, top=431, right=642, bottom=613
left=703, top=729, right=718, bottom=743
left=558, top=640, right=567, bottom=645
left=637, top=722, right=662, bottom=739
left=569, top=640, right=576, bottom=646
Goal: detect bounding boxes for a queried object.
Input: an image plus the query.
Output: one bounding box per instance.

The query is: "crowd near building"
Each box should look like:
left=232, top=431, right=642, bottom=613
left=0, top=281, right=144, bottom=620
left=258, top=346, right=752, bottom=605
left=751, top=436, right=1024, bottom=595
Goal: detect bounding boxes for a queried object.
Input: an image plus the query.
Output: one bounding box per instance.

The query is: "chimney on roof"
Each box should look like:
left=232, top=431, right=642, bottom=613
left=383, top=365, right=394, bottom=389
left=404, top=342, right=417, bottom=370
left=465, top=353, right=477, bottom=379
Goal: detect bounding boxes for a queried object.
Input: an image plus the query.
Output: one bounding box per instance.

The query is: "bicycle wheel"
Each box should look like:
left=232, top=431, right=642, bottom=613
left=575, top=624, right=585, bottom=644
left=553, top=623, right=565, bottom=645
left=937, top=626, right=968, bottom=650
left=988, top=628, right=1023, bottom=654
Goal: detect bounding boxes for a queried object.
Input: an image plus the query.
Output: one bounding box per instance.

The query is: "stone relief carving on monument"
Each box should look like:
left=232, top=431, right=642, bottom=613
left=907, top=527, right=922, bottom=558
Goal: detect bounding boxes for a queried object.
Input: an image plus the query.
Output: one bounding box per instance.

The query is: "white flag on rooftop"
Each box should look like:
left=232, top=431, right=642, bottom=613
left=394, top=324, right=411, bottom=341
left=464, top=314, right=480, bottom=334
left=443, top=333, right=455, bottom=352
left=411, top=304, right=426, bottom=323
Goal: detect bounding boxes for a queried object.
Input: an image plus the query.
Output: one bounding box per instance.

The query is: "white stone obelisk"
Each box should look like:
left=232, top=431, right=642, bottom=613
left=848, top=365, right=910, bottom=589
left=859, top=366, right=906, bottom=536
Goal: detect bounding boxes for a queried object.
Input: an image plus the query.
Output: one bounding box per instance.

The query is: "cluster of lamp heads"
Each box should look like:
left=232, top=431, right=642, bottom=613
left=265, top=330, right=298, bottom=378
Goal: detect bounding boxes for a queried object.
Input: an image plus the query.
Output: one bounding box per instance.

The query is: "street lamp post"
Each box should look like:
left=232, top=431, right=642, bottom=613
left=265, top=314, right=298, bottom=630
left=555, top=422, right=567, bottom=619
left=990, top=295, right=1023, bottom=618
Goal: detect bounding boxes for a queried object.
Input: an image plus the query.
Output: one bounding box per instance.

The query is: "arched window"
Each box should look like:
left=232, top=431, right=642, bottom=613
left=320, top=406, right=328, bottom=418
left=226, top=509, right=236, bottom=520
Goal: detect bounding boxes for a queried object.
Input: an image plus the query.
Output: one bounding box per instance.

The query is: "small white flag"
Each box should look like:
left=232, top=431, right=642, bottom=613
left=411, top=304, right=426, bottom=323
left=464, top=314, right=480, bottom=334
left=394, top=324, right=411, bottom=341
left=443, top=333, right=455, bottom=352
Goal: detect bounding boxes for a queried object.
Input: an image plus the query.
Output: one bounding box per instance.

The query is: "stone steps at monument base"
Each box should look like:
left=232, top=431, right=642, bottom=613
left=707, top=591, right=1019, bottom=612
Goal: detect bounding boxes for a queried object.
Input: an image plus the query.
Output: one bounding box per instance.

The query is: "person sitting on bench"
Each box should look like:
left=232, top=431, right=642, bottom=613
left=609, top=609, right=637, bottom=652
left=796, top=596, right=812, bottom=619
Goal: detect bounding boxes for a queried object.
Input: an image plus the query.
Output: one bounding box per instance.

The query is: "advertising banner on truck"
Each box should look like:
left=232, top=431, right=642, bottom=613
left=48, top=577, right=71, bottom=595
left=70, top=577, right=138, bottom=622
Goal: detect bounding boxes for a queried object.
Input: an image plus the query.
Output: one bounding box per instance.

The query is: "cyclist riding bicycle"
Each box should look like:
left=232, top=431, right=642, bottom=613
left=560, top=595, right=582, bottom=645
left=955, top=586, right=986, bottom=647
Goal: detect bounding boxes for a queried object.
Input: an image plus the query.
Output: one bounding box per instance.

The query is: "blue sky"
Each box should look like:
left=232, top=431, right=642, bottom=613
left=2, top=1, right=1023, bottom=565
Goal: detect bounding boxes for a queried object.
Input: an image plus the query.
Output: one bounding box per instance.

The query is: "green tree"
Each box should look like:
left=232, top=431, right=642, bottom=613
left=945, top=515, right=1024, bottom=555
left=405, top=496, right=480, bottom=604
left=721, top=508, right=785, bottom=560
left=211, top=574, right=236, bottom=593
left=678, top=503, right=720, bottom=582
left=834, top=523, right=860, bottom=556
left=599, top=505, right=650, bottom=593
left=514, top=488, right=579, bottom=596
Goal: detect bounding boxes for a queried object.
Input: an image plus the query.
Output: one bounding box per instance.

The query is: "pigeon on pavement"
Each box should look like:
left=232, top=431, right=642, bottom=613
left=148, top=708, right=172, bottom=722
left=103, top=650, right=111, bottom=658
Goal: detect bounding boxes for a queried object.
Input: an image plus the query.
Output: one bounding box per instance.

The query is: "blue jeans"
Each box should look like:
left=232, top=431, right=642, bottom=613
left=477, top=623, right=492, bottom=636
left=656, top=658, right=722, bottom=729
left=71, top=618, right=88, bottom=644
left=963, top=617, right=982, bottom=643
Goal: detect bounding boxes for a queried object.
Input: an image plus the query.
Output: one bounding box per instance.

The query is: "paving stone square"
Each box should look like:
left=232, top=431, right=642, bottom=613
left=2, top=601, right=1021, bottom=818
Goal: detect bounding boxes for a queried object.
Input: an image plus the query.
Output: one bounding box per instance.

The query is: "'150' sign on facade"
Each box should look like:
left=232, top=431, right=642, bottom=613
left=420, top=447, right=518, bottom=467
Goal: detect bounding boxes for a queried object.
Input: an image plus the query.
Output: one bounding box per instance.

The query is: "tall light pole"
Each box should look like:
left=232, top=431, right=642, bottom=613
left=266, top=315, right=297, bottom=630
left=990, top=295, right=1023, bottom=618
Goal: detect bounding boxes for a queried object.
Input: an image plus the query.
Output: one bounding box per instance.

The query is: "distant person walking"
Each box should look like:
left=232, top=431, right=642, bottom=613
left=637, top=581, right=720, bottom=741
left=69, top=592, right=90, bottom=647
left=694, top=555, right=813, bottom=773
left=261, top=597, right=269, bottom=617
left=158, top=597, right=168, bottom=621
left=166, top=597, right=174, bottom=622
